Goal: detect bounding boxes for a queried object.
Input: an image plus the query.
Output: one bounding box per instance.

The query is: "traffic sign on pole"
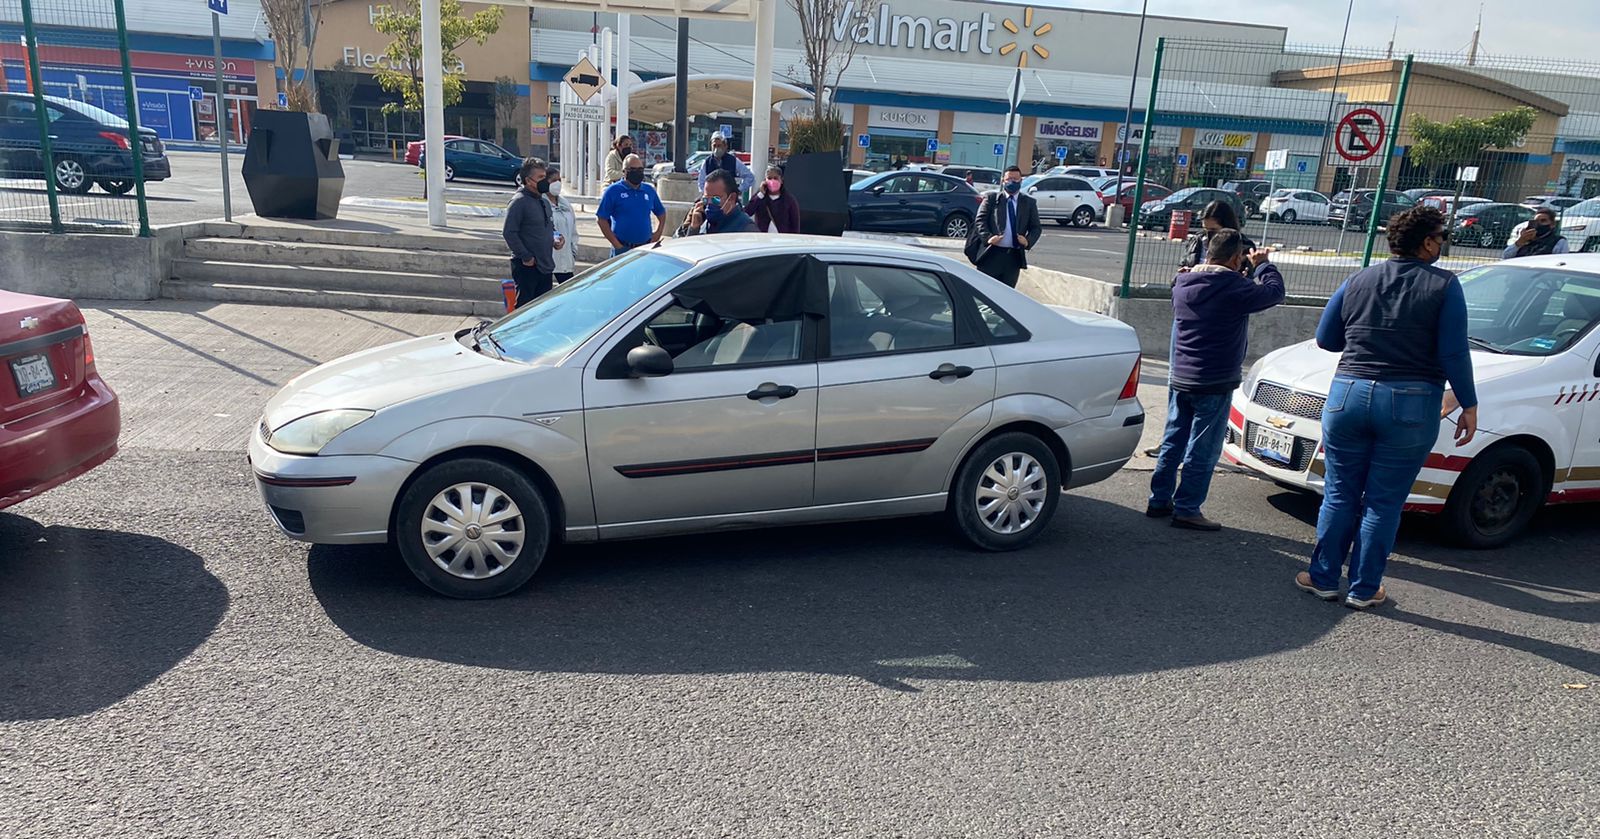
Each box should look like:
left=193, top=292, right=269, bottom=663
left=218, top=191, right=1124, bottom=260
left=1296, top=160, right=1308, bottom=173
left=719, top=123, right=732, bottom=139
left=277, top=91, right=287, bottom=108
left=993, top=142, right=1005, bottom=157
left=926, top=137, right=939, bottom=153
left=562, top=55, right=605, bottom=103
left=1264, top=148, right=1289, bottom=171
left=1055, top=146, right=1067, bottom=161
left=1176, top=153, right=1189, bottom=168
left=1457, top=165, right=1480, bottom=183
left=207, top=0, right=227, bottom=15
left=1235, top=156, right=1248, bottom=170
left=189, top=86, right=204, bottom=102
left=1335, top=108, right=1386, bottom=163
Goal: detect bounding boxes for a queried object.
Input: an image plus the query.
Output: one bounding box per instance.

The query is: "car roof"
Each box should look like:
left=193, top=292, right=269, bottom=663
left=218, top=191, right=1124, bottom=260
left=1487, top=253, right=1600, bottom=274
left=645, top=234, right=965, bottom=269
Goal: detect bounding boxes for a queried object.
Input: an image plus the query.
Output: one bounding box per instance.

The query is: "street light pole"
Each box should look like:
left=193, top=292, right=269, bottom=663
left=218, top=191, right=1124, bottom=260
left=421, top=0, right=446, bottom=228
left=673, top=18, right=689, bottom=173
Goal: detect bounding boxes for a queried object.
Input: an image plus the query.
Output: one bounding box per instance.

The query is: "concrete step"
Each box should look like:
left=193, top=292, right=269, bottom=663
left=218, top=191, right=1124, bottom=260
left=163, top=279, right=504, bottom=317
left=234, top=221, right=612, bottom=264
left=183, top=236, right=515, bottom=278
left=169, top=259, right=507, bottom=301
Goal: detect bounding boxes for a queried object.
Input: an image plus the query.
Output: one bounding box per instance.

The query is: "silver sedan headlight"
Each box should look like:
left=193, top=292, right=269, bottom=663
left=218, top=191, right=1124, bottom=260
left=1241, top=358, right=1267, bottom=399
left=265, top=409, right=375, bottom=455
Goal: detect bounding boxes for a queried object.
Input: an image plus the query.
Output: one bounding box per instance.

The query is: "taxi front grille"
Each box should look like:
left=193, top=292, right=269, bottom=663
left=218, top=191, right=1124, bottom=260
left=1251, top=382, right=1326, bottom=421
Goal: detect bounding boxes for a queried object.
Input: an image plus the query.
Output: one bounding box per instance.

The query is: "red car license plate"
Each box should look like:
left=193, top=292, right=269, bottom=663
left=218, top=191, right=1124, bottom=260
left=9, top=353, right=57, bottom=397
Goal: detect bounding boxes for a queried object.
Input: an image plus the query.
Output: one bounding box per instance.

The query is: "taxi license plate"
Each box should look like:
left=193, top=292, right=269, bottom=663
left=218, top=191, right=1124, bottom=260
left=1252, top=425, right=1296, bottom=466
left=9, top=353, right=57, bottom=397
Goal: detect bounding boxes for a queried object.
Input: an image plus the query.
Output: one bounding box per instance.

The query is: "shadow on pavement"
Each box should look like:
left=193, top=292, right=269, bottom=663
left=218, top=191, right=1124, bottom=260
left=309, top=495, right=1351, bottom=688
left=0, top=513, right=229, bottom=720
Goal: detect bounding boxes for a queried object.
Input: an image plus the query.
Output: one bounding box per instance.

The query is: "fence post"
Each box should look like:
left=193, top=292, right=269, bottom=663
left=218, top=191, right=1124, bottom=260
left=111, top=0, right=150, bottom=237
left=1119, top=36, right=1165, bottom=299
left=1360, top=54, right=1413, bottom=267
left=18, top=0, right=62, bottom=233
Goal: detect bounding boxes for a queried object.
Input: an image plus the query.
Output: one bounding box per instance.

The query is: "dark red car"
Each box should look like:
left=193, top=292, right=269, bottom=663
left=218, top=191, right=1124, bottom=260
left=404, top=135, right=466, bottom=166
left=0, top=291, right=119, bottom=509
left=1101, top=180, right=1171, bottom=220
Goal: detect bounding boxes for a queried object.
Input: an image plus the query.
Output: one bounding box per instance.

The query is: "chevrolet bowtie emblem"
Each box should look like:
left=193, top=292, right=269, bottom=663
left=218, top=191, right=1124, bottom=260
left=19, top=316, right=39, bottom=330
left=1265, top=415, right=1295, bottom=429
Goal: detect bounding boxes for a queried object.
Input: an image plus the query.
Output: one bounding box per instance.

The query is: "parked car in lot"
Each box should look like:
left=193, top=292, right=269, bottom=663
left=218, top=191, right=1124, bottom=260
left=1327, top=189, right=1417, bottom=230
left=0, top=93, right=170, bottom=194
left=250, top=237, right=1145, bottom=598
left=1452, top=202, right=1535, bottom=248
left=1099, top=180, right=1171, bottom=221
left=846, top=168, right=877, bottom=184
left=1260, top=188, right=1330, bottom=224
left=1402, top=187, right=1455, bottom=202
left=0, top=290, right=119, bottom=509
left=1041, top=166, right=1119, bottom=180
left=1138, top=187, right=1245, bottom=230
left=1225, top=255, right=1600, bottom=548
left=420, top=138, right=524, bottom=184
left=1421, top=194, right=1493, bottom=216
left=1021, top=174, right=1102, bottom=227
left=848, top=170, right=982, bottom=238
left=1221, top=179, right=1274, bottom=218
left=404, top=134, right=466, bottom=166
left=940, top=165, right=1003, bottom=186
left=1521, top=195, right=1584, bottom=215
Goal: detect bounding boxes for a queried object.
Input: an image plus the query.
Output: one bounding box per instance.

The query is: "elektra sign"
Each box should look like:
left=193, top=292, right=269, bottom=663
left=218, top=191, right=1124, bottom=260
left=831, top=1, right=1002, bottom=54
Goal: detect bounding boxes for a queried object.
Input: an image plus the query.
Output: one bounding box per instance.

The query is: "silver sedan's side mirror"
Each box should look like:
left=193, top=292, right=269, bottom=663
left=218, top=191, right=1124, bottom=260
left=627, top=344, right=674, bottom=378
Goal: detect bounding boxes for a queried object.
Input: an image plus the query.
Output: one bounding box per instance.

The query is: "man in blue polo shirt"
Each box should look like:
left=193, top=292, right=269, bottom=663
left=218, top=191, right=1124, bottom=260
left=596, top=154, right=666, bottom=257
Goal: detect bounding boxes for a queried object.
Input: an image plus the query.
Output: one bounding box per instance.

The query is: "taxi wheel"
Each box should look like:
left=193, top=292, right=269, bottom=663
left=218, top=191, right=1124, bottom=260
left=394, top=457, right=551, bottom=598
left=1440, top=446, right=1545, bottom=549
left=949, top=432, right=1061, bottom=552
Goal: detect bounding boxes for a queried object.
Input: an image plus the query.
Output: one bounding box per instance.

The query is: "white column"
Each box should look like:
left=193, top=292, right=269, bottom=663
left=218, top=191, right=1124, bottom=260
left=600, top=28, right=614, bottom=194
left=421, top=0, right=447, bottom=228
left=617, top=15, right=631, bottom=139
left=750, top=0, right=774, bottom=178
left=589, top=43, right=604, bottom=194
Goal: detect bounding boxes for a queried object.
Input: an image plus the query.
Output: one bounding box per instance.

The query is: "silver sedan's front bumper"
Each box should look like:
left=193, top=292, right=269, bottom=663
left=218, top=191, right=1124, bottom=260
left=247, top=430, right=417, bottom=544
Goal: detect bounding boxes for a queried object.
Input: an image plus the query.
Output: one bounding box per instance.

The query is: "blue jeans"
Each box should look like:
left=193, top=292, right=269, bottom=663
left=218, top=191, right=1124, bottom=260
left=1308, top=377, right=1443, bottom=600
left=1148, top=389, right=1232, bottom=517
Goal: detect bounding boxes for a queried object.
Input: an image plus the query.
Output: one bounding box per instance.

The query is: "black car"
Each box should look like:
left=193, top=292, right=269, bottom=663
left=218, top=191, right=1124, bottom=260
left=0, top=93, right=170, bottom=194
left=1138, top=187, right=1246, bottom=231
left=1328, top=189, right=1417, bottom=230
left=847, top=171, right=983, bottom=238
left=1452, top=202, right=1534, bottom=249
left=1221, top=179, right=1274, bottom=217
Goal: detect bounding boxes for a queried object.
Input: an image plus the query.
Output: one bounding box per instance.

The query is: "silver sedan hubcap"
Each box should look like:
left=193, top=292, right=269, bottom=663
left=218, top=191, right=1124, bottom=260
left=421, top=482, right=524, bottom=579
left=975, top=452, right=1047, bottom=534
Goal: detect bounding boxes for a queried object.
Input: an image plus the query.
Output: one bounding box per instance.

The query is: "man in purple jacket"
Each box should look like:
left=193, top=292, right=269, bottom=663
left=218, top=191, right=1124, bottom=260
left=1149, top=229, right=1285, bottom=531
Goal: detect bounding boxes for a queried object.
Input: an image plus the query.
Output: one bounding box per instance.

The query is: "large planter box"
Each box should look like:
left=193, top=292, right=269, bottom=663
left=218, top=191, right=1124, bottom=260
left=783, top=150, right=848, bottom=237
left=242, top=111, right=346, bottom=220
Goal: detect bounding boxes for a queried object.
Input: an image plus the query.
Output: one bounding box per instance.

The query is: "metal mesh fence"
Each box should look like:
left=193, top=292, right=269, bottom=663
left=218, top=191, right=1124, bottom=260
left=1121, top=38, right=1600, bottom=300
left=0, top=0, right=151, bottom=234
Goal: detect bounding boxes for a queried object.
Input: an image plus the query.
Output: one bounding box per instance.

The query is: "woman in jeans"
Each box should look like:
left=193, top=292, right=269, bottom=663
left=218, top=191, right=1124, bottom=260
left=1297, top=206, right=1478, bottom=609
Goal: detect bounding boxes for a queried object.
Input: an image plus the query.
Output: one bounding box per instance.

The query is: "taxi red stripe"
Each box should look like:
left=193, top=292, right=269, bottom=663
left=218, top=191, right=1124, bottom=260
left=1422, top=453, right=1472, bottom=472
left=1228, top=406, right=1244, bottom=429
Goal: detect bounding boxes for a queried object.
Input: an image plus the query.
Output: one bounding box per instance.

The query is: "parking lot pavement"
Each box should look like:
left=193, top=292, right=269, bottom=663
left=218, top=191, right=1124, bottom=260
left=3, top=299, right=1597, bottom=836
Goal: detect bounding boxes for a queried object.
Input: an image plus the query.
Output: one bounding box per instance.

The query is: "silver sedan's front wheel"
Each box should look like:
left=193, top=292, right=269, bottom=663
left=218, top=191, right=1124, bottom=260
left=950, top=431, right=1061, bottom=551
left=396, top=458, right=551, bottom=598
left=975, top=453, right=1049, bottom=535
left=422, top=482, right=526, bottom=580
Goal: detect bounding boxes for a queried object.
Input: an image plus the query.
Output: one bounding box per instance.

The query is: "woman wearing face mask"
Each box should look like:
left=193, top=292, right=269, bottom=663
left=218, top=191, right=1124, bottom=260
left=604, top=135, right=633, bottom=186
left=1296, top=206, right=1478, bottom=610
left=1181, top=200, right=1256, bottom=277
left=745, top=164, right=801, bottom=234
left=543, top=166, right=579, bottom=283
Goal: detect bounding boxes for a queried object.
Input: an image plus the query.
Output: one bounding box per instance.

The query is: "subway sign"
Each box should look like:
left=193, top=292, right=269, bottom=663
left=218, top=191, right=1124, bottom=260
left=1193, top=130, right=1258, bottom=151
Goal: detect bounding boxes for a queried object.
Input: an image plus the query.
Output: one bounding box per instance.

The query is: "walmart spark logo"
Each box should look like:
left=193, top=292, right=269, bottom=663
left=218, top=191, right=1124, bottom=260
left=999, top=7, right=1052, bottom=68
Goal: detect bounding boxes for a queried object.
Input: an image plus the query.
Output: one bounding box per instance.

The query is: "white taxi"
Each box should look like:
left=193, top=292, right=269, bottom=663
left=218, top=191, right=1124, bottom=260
left=1224, top=254, right=1600, bottom=548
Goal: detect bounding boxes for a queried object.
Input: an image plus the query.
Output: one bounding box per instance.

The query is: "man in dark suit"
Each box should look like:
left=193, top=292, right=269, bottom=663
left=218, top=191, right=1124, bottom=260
left=973, top=165, right=1043, bottom=288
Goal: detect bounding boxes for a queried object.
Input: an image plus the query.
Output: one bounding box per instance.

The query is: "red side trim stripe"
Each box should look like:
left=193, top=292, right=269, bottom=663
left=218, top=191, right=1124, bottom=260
left=1422, top=453, right=1472, bottom=472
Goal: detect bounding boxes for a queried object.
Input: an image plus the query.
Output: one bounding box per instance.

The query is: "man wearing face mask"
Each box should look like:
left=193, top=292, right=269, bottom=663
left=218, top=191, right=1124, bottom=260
left=1503, top=207, right=1568, bottom=259
left=1149, top=229, right=1284, bottom=532
left=597, top=153, right=666, bottom=258
left=971, top=166, right=1043, bottom=288
left=501, top=157, right=555, bottom=306
left=677, top=169, right=756, bottom=236
left=697, top=133, right=755, bottom=196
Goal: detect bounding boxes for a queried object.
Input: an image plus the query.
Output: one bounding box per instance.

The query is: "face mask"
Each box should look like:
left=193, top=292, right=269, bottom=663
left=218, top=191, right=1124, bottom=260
left=766, top=179, right=782, bottom=193
left=1004, top=180, right=1021, bottom=194
left=619, top=144, right=632, bottom=154
left=535, top=178, right=550, bottom=195
left=547, top=182, right=562, bottom=197
left=703, top=199, right=726, bottom=225
left=1534, top=222, right=1552, bottom=235
left=625, top=169, right=645, bottom=186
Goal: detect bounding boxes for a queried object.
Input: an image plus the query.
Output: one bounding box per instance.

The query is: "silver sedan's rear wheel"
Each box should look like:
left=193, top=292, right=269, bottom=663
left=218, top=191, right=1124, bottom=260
left=396, top=458, right=550, bottom=598
left=949, top=431, right=1061, bottom=551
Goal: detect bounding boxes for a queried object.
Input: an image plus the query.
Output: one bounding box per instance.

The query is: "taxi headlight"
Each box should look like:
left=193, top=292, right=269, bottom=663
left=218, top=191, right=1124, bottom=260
left=266, top=409, right=374, bottom=455
left=1241, top=358, right=1267, bottom=399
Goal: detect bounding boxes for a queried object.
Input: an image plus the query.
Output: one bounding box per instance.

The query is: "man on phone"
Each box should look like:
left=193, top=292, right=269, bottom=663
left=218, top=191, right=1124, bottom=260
left=1503, top=207, right=1569, bottom=259
left=972, top=166, right=1043, bottom=288
left=676, top=169, right=756, bottom=236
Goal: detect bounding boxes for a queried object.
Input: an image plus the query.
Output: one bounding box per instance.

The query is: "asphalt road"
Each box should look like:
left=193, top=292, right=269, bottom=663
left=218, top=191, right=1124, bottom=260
left=1, top=299, right=1597, bottom=836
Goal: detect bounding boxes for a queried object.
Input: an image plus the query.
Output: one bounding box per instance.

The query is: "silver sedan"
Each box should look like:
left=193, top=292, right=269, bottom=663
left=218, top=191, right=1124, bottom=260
left=250, top=235, right=1145, bottom=598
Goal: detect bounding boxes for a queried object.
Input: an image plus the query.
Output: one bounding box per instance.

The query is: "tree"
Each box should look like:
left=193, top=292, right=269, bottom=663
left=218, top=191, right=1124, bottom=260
left=493, top=75, right=520, bottom=152
left=319, top=60, right=361, bottom=132
left=372, top=0, right=503, bottom=118
left=1408, top=106, right=1538, bottom=249
left=261, top=0, right=321, bottom=111
left=787, top=0, right=877, bottom=121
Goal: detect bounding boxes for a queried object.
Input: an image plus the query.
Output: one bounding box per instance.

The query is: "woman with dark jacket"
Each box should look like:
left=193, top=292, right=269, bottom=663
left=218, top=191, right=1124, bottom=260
left=745, top=164, right=802, bottom=233
left=1296, top=206, right=1478, bottom=610
left=1182, top=200, right=1256, bottom=276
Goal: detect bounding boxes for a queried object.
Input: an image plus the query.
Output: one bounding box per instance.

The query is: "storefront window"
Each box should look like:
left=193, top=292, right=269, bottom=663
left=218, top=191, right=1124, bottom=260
left=1189, top=149, right=1254, bottom=188
left=866, top=127, right=937, bottom=169
left=949, top=133, right=1007, bottom=167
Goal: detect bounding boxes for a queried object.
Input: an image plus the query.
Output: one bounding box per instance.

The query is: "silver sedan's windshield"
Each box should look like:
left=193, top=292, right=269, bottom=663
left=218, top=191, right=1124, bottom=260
left=485, top=250, right=690, bottom=365
left=1459, top=264, right=1600, bottom=356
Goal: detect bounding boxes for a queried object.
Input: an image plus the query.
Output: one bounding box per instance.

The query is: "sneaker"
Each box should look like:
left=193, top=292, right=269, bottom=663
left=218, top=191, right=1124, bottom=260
left=1344, top=588, right=1388, bottom=609
left=1145, top=504, right=1173, bottom=518
left=1170, top=514, right=1222, bottom=531
left=1294, top=571, right=1340, bottom=601
left=1143, top=445, right=1161, bottom=458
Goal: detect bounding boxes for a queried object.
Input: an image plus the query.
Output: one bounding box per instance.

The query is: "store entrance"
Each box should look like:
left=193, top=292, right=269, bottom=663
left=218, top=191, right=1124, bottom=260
left=867, top=130, right=936, bottom=169
left=1190, top=148, right=1253, bottom=187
